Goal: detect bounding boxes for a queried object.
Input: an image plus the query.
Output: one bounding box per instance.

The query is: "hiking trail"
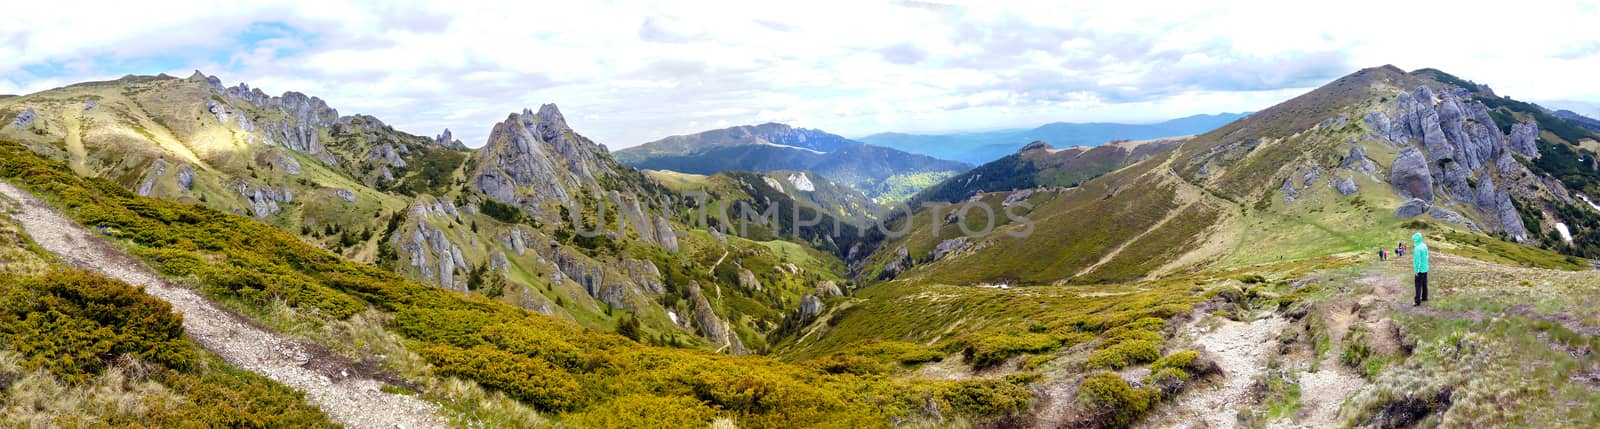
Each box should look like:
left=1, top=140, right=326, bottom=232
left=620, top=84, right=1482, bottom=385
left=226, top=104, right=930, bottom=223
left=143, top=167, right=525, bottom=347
left=0, top=180, right=446, bottom=429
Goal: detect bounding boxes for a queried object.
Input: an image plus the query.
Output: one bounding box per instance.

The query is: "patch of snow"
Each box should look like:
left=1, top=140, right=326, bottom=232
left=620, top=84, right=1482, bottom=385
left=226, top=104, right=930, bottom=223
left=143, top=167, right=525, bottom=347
left=787, top=172, right=815, bottom=192
left=1580, top=194, right=1600, bottom=212
left=668, top=310, right=680, bottom=325
left=1557, top=222, right=1574, bottom=243
left=753, top=139, right=825, bottom=154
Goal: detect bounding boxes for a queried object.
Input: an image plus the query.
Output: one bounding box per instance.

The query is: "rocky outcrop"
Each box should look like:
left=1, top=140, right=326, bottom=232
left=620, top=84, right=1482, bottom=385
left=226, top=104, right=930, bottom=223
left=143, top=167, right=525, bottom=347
left=1336, top=176, right=1359, bottom=196
left=1396, top=198, right=1429, bottom=218
left=137, top=159, right=168, bottom=197
left=1508, top=122, right=1539, bottom=158
left=332, top=188, right=357, bottom=203
left=1341, top=146, right=1377, bottom=176
left=816, top=280, right=843, bottom=297
left=787, top=172, right=815, bottom=192
left=434, top=128, right=468, bottom=150
left=1280, top=177, right=1299, bottom=203
left=233, top=180, right=293, bottom=218
left=176, top=165, right=195, bottom=191
left=472, top=104, right=613, bottom=215
left=368, top=143, right=408, bottom=168
left=880, top=246, right=911, bottom=280
left=1368, top=85, right=1541, bottom=239
left=687, top=282, right=748, bottom=355
left=1390, top=147, right=1434, bottom=202
left=737, top=269, right=763, bottom=291
left=402, top=218, right=468, bottom=290
left=10, top=108, right=35, bottom=128
left=207, top=100, right=229, bottom=123
left=799, top=295, right=824, bottom=318
left=932, top=237, right=970, bottom=261
left=623, top=259, right=665, bottom=295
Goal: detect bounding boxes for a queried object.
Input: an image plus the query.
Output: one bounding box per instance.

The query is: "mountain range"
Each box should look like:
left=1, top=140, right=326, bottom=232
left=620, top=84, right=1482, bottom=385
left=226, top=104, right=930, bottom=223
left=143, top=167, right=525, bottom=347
left=616, top=123, right=970, bottom=202
left=858, top=112, right=1249, bottom=164
left=2, top=65, right=1600, bottom=428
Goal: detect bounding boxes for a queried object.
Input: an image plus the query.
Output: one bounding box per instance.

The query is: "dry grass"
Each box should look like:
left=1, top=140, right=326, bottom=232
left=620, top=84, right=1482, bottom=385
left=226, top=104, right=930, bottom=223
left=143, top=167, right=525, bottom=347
left=0, top=351, right=185, bottom=428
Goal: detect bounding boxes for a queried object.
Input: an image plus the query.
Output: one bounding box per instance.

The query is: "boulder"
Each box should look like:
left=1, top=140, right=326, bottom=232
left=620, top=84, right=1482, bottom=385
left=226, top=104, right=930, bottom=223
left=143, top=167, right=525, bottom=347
left=816, top=280, right=843, bottom=297
left=138, top=159, right=168, bottom=197
left=1336, top=176, right=1359, bottom=196
left=880, top=246, right=912, bottom=280
left=176, top=164, right=195, bottom=190
left=10, top=108, right=35, bottom=128
left=800, top=295, right=824, bottom=318
left=932, top=237, right=970, bottom=261
left=1396, top=198, right=1429, bottom=218
left=737, top=269, right=763, bottom=291
left=1280, top=177, right=1299, bottom=203
left=1341, top=146, right=1377, bottom=175
left=333, top=188, right=357, bottom=203
left=1390, top=147, right=1434, bottom=202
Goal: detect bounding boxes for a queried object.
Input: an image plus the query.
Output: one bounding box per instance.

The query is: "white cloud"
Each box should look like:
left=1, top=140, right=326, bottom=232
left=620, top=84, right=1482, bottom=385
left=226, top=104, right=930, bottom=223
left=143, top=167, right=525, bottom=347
left=2, top=0, right=1598, bottom=148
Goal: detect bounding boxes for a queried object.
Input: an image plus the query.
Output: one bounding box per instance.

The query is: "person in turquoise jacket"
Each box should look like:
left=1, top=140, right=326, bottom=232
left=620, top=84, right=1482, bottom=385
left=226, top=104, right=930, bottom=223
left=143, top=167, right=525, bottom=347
left=1412, top=232, right=1429, bottom=306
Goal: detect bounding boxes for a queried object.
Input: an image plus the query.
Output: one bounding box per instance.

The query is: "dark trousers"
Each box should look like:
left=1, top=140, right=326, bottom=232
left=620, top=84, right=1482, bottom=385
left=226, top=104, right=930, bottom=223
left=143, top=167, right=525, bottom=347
left=1414, top=272, right=1429, bottom=304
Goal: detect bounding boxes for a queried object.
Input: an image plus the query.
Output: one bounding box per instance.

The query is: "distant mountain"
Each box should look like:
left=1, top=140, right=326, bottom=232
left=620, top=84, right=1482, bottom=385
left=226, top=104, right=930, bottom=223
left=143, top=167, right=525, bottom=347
left=617, top=124, right=969, bottom=202
left=858, top=113, right=1248, bottom=164
left=1554, top=109, right=1600, bottom=133
left=909, top=137, right=1187, bottom=205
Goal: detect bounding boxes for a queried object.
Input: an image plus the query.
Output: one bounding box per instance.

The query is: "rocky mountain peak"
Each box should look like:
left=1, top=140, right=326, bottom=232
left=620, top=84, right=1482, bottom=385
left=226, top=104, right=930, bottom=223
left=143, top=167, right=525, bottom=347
left=1020, top=141, right=1054, bottom=152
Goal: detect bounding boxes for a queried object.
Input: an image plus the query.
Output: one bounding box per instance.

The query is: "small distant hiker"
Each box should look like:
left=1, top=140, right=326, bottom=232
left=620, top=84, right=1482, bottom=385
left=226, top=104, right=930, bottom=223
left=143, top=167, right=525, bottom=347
left=1412, top=232, right=1430, bottom=306
left=1379, top=248, right=1387, bottom=261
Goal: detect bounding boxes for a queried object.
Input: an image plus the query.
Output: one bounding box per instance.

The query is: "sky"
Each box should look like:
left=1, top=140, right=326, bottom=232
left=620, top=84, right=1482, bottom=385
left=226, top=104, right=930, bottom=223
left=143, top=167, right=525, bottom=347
left=3, top=1, right=1599, bottom=149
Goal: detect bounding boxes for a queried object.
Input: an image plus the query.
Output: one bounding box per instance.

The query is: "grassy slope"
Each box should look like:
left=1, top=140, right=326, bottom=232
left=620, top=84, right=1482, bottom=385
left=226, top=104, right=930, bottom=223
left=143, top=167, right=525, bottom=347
left=0, top=137, right=1041, bottom=427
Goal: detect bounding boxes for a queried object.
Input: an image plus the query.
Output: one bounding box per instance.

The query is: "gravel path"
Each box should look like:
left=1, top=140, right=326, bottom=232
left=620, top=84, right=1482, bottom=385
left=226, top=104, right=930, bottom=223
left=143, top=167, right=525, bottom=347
left=0, top=181, right=446, bottom=429
left=1144, top=312, right=1288, bottom=428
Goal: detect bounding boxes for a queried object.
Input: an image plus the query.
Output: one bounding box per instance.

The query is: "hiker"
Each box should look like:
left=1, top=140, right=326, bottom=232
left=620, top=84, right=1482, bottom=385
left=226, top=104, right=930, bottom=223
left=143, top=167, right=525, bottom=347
left=1412, top=232, right=1430, bottom=306
left=1379, top=248, right=1387, bottom=261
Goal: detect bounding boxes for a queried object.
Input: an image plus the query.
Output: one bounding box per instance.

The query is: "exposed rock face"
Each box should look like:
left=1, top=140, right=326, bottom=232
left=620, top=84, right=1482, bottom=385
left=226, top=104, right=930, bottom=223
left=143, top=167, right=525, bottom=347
left=84, top=101, right=96, bottom=111
left=472, top=104, right=614, bottom=215
left=434, top=128, right=468, bottom=150
left=1368, top=85, right=1537, bottom=239
left=1390, top=147, right=1435, bottom=202
left=1003, top=189, right=1034, bottom=206
left=332, top=188, right=357, bottom=203
left=787, top=172, right=815, bottom=192
left=1280, top=177, right=1299, bottom=203
left=623, top=259, right=665, bottom=295
left=737, top=269, right=763, bottom=291
left=1341, top=146, right=1377, bottom=175
left=1508, top=122, right=1539, bottom=158
left=207, top=100, right=229, bottom=123
left=175, top=165, right=195, bottom=190
left=687, top=282, right=748, bottom=355
left=932, top=237, right=970, bottom=261
left=10, top=108, right=35, bottom=128
left=799, top=295, right=824, bottom=318
left=403, top=218, right=467, bottom=290
left=271, top=152, right=302, bottom=175
left=218, top=83, right=339, bottom=157
left=1396, top=198, right=1429, bottom=218
left=816, top=280, right=843, bottom=297
left=1336, top=176, right=1359, bottom=196
left=138, top=159, right=168, bottom=197
left=368, top=143, right=408, bottom=168
left=233, top=180, right=293, bottom=218
left=880, top=246, right=911, bottom=280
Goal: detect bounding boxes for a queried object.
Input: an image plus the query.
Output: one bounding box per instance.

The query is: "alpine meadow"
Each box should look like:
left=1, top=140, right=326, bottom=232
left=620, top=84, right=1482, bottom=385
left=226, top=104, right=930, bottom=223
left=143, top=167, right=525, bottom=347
left=2, top=2, right=1600, bottom=428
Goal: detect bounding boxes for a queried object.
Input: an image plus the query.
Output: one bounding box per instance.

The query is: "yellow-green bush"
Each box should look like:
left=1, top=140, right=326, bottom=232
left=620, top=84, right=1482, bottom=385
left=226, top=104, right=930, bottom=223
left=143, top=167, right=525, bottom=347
left=1149, top=350, right=1199, bottom=373
left=1087, top=339, right=1161, bottom=370
left=1076, top=371, right=1155, bottom=428
left=565, top=394, right=718, bottom=428
left=961, top=332, right=1059, bottom=369
left=0, top=271, right=195, bottom=382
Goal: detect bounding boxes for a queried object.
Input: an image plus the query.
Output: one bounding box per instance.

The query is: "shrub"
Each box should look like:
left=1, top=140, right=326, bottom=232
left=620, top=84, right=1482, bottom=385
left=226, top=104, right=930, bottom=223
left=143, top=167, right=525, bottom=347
left=1076, top=371, right=1155, bottom=428
left=0, top=271, right=196, bottom=382
left=565, top=394, right=717, bottom=429
left=937, top=378, right=1033, bottom=418
left=1087, top=339, right=1161, bottom=369
left=1149, top=350, right=1199, bottom=373
left=963, top=333, right=1059, bottom=369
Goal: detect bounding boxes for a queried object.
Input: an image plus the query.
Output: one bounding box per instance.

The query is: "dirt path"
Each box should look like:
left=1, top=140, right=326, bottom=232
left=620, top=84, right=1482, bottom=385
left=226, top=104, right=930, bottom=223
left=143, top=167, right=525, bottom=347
left=1141, top=311, right=1287, bottom=428
left=63, top=110, right=87, bottom=175
left=0, top=181, right=446, bottom=429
